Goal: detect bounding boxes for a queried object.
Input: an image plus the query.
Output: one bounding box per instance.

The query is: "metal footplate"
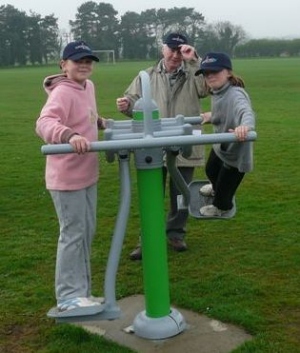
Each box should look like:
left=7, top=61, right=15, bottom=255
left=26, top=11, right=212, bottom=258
left=47, top=302, right=121, bottom=323
left=188, top=180, right=236, bottom=219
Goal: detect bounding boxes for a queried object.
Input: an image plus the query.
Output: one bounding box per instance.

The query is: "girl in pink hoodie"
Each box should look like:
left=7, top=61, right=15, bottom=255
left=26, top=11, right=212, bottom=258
left=36, top=41, right=106, bottom=314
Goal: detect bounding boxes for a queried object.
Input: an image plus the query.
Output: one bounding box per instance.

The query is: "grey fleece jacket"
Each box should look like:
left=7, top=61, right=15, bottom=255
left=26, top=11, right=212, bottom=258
left=211, top=82, right=255, bottom=173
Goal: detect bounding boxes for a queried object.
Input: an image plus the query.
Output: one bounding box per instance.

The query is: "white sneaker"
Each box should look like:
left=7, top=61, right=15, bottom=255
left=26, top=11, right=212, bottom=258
left=200, top=205, right=230, bottom=217
left=89, top=296, right=105, bottom=304
left=199, top=184, right=215, bottom=197
left=57, top=297, right=101, bottom=312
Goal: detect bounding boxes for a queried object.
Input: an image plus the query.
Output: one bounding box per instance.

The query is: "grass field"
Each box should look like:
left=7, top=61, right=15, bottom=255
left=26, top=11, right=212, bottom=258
left=0, top=58, right=299, bottom=353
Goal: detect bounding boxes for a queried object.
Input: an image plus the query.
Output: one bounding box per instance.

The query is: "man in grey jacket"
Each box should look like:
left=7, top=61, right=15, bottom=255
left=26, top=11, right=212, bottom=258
left=116, top=33, right=209, bottom=260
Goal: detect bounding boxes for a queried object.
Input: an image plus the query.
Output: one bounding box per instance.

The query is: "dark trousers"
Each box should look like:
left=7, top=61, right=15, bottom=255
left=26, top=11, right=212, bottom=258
left=205, top=149, right=245, bottom=210
left=163, top=166, right=194, bottom=240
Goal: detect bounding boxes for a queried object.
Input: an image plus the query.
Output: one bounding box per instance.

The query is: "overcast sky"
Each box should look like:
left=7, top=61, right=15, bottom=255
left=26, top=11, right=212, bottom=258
left=3, top=0, right=299, bottom=39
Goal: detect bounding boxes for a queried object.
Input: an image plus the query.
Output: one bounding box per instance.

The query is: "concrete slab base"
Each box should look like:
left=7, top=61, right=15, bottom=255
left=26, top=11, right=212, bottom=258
left=74, top=295, right=252, bottom=353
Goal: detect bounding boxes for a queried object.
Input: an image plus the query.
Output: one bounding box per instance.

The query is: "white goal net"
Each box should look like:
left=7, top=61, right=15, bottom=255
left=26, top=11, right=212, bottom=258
left=93, top=50, right=115, bottom=64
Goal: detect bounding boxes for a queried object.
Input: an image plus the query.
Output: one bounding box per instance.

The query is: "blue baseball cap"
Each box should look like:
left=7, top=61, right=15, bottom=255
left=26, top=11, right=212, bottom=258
left=163, top=33, right=188, bottom=48
left=62, top=41, right=99, bottom=62
left=196, top=52, right=232, bottom=75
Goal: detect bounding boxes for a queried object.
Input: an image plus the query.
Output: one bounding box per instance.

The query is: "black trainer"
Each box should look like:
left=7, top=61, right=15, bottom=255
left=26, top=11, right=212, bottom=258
left=129, top=245, right=142, bottom=260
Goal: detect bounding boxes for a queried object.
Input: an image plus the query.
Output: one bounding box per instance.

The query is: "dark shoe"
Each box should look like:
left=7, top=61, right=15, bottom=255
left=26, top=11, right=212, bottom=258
left=129, top=245, right=142, bottom=260
left=168, top=238, right=187, bottom=252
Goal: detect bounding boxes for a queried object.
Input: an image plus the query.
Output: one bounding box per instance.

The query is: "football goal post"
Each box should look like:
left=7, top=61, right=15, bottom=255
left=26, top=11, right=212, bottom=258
left=93, top=50, right=116, bottom=64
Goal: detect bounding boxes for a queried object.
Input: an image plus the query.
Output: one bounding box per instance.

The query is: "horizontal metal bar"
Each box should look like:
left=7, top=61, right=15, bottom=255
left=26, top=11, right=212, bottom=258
left=41, top=131, right=257, bottom=155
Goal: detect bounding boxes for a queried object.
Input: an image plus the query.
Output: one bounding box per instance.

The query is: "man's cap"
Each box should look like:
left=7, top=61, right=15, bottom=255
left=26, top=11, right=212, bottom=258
left=163, top=33, right=188, bottom=48
left=195, top=52, right=232, bottom=75
left=62, top=41, right=99, bottom=62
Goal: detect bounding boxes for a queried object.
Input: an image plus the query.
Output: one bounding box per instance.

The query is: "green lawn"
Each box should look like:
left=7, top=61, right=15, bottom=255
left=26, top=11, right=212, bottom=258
left=0, top=58, right=299, bottom=353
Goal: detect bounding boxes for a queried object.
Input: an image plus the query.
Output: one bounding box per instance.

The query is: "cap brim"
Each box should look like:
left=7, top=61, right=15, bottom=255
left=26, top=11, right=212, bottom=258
left=67, top=52, right=99, bottom=62
left=195, top=66, right=225, bottom=76
left=166, top=43, right=182, bottom=49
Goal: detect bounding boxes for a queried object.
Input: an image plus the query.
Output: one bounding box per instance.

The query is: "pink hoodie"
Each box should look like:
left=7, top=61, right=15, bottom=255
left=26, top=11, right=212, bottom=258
left=36, top=74, right=99, bottom=190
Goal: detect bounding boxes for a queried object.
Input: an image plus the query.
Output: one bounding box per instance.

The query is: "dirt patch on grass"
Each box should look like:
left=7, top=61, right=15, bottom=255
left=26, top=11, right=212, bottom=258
left=1, top=322, right=45, bottom=353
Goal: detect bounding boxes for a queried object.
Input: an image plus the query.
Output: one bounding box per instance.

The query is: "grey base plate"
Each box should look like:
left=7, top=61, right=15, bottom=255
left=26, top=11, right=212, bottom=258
left=188, top=180, right=236, bottom=219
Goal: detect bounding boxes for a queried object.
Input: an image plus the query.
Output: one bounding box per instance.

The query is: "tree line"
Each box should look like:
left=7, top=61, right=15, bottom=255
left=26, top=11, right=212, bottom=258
left=0, top=2, right=299, bottom=66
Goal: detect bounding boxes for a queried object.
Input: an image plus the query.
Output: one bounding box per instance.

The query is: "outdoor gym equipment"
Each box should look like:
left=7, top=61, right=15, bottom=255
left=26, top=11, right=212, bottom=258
left=42, top=71, right=257, bottom=339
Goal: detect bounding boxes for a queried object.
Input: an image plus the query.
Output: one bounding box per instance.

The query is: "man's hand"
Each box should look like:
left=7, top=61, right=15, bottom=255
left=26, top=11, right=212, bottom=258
left=116, top=97, right=130, bottom=112
left=180, top=44, right=198, bottom=61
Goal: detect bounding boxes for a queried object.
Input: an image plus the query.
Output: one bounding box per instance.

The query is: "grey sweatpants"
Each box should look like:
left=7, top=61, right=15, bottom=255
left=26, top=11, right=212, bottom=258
left=50, top=183, right=97, bottom=304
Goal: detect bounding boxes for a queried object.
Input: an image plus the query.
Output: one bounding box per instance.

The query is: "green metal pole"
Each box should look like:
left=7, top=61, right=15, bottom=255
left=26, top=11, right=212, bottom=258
left=136, top=168, right=170, bottom=318
left=133, top=97, right=171, bottom=318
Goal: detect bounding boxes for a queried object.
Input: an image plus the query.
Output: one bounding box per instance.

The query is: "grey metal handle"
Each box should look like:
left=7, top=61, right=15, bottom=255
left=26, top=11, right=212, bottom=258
left=41, top=131, right=257, bottom=155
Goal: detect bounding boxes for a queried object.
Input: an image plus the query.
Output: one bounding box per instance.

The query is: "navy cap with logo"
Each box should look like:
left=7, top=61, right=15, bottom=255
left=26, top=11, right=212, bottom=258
left=62, top=41, right=99, bottom=62
left=195, top=52, right=232, bottom=75
left=163, top=33, right=188, bottom=49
